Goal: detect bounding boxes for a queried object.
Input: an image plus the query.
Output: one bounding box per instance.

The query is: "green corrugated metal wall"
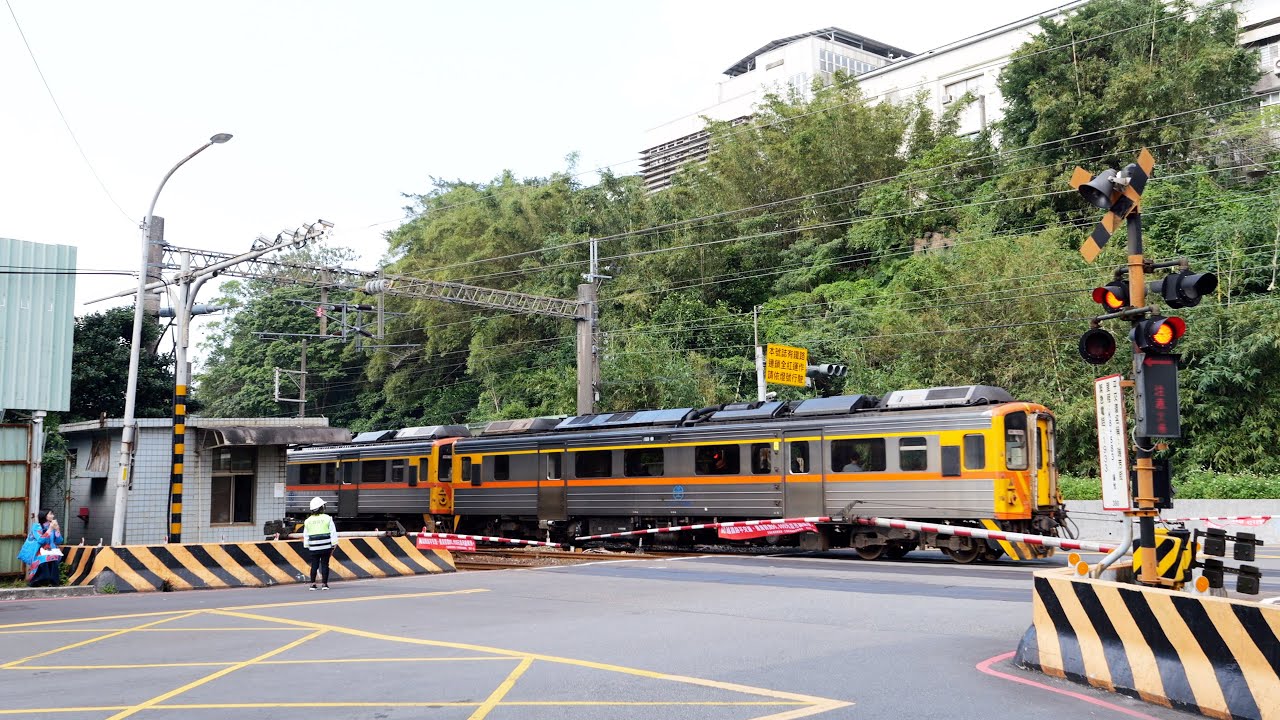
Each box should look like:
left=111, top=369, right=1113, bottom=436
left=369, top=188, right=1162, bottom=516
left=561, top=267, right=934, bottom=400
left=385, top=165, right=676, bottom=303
left=0, top=425, right=31, bottom=576
left=0, top=237, right=77, bottom=413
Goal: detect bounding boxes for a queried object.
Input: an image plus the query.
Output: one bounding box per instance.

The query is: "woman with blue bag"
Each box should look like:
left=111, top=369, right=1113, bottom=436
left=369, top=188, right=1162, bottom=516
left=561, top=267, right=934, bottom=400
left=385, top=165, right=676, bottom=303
left=17, top=509, right=63, bottom=587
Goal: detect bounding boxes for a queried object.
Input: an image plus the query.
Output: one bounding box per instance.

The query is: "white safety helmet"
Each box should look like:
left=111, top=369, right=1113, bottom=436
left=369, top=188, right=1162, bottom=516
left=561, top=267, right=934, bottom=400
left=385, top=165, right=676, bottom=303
left=309, top=496, right=326, bottom=512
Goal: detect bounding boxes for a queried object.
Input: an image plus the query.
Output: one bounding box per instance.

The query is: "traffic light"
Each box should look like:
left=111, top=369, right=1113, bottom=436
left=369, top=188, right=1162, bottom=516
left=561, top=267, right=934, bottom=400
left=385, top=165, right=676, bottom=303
left=1092, top=281, right=1130, bottom=311
left=1152, top=270, right=1218, bottom=309
left=1131, top=315, right=1185, bottom=353
left=1078, top=327, right=1116, bottom=364
left=806, top=364, right=848, bottom=380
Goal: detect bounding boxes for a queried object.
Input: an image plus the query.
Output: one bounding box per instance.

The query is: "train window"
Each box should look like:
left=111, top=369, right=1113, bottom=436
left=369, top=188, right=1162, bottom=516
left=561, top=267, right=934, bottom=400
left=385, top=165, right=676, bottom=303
left=1005, top=412, right=1028, bottom=470
left=341, top=462, right=355, bottom=485
left=546, top=453, right=562, bottom=480
left=323, top=463, right=337, bottom=484
left=624, top=448, right=664, bottom=477
left=461, top=457, right=474, bottom=485
left=574, top=450, right=612, bottom=478
left=789, top=442, right=810, bottom=474
left=831, top=439, right=885, bottom=472
left=438, top=448, right=452, bottom=482
left=391, top=459, right=407, bottom=483
left=493, top=455, right=510, bottom=481
left=695, top=445, right=739, bottom=475
left=751, top=443, right=773, bottom=474
left=1037, top=427, right=1047, bottom=469
left=963, top=434, right=986, bottom=470
left=297, top=464, right=323, bottom=485
left=899, top=437, right=928, bottom=471
left=362, top=460, right=387, bottom=483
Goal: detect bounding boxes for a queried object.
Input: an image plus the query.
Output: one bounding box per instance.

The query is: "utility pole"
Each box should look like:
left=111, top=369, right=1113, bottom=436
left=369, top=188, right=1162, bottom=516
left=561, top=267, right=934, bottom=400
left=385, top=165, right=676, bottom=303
left=754, top=306, right=766, bottom=402
left=298, top=339, right=307, bottom=418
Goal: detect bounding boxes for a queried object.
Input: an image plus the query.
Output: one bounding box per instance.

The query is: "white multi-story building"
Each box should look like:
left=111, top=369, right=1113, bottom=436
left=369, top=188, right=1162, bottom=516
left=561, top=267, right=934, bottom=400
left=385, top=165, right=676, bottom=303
left=639, top=0, right=1280, bottom=191
left=639, top=28, right=913, bottom=192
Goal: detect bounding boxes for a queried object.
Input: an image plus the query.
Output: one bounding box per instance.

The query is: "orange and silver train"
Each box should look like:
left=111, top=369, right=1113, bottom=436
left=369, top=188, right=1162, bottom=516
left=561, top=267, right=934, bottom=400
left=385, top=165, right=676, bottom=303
left=282, top=384, right=1066, bottom=562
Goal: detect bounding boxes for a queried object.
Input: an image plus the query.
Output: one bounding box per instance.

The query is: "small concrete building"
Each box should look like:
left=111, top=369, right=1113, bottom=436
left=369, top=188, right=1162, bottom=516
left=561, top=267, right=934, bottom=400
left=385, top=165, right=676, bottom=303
left=60, top=417, right=350, bottom=546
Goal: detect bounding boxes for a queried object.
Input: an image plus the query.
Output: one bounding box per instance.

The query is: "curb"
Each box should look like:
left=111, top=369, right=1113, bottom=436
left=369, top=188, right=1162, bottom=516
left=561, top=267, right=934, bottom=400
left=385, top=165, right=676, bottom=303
left=0, top=585, right=97, bottom=601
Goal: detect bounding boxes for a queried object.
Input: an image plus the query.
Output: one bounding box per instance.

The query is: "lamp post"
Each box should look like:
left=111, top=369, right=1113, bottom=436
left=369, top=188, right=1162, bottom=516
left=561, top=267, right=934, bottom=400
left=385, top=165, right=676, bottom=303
left=110, top=133, right=232, bottom=547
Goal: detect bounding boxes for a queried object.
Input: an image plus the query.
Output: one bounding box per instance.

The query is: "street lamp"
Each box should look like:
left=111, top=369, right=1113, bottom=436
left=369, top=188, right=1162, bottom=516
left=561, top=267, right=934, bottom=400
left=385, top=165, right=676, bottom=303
left=110, top=133, right=232, bottom=547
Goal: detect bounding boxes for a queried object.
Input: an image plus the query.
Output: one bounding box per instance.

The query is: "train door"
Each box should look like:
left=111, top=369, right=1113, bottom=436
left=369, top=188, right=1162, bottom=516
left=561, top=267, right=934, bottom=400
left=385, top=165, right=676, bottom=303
left=337, top=451, right=359, bottom=518
left=537, top=444, right=567, bottom=521
left=782, top=431, right=824, bottom=517
left=1031, top=413, right=1057, bottom=506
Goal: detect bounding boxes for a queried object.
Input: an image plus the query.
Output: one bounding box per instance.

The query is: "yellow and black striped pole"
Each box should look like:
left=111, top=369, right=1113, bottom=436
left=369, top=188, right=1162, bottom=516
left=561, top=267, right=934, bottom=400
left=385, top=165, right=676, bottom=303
left=169, top=383, right=187, bottom=543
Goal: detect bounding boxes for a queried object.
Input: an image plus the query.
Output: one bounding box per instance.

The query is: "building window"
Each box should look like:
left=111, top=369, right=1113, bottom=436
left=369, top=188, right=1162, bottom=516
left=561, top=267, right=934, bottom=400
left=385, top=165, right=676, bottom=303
left=211, top=448, right=255, bottom=525
left=819, top=49, right=874, bottom=76
left=1259, top=41, right=1280, bottom=72
left=943, top=76, right=981, bottom=103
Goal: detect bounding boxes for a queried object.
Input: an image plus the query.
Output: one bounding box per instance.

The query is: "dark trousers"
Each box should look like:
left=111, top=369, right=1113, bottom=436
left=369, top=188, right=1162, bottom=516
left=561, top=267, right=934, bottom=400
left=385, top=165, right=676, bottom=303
left=29, top=559, right=60, bottom=587
left=309, top=548, right=332, bottom=585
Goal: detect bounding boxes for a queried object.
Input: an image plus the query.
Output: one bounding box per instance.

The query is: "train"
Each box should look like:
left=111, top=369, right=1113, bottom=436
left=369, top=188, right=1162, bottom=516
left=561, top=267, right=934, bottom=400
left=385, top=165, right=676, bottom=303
left=280, top=384, right=1068, bottom=563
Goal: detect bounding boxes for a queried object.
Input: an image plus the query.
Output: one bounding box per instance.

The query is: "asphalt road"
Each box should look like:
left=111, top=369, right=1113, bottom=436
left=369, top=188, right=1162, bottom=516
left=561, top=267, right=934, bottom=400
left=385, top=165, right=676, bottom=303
left=4, top=548, right=1274, bottom=720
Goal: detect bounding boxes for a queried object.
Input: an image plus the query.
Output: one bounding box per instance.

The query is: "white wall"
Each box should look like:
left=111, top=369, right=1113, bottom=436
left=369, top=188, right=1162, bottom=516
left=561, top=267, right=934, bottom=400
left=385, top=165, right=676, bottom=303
left=1066, top=500, right=1280, bottom=546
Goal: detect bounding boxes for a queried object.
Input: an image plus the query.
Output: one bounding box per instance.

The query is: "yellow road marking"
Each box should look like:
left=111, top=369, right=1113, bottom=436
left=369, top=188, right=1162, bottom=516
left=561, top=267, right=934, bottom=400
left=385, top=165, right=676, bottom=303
left=1, top=611, right=201, bottom=669
left=162, top=700, right=807, bottom=708
left=11, top=656, right=518, bottom=671
left=103, top=628, right=327, bottom=720
left=217, top=587, right=487, bottom=611
left=0, top=708, right=129, bottom=715
left=0, top=627, right=300, bottom=634
left=469, top=656, right=534, bottom=720
left=0, top=609, right=193, bottom=631
left=212, top=608, right=848, bottom=709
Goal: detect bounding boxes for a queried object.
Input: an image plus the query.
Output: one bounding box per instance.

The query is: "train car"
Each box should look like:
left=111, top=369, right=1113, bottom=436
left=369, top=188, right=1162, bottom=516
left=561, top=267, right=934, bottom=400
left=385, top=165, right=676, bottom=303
left=281, top=385, right=1067, bottom=563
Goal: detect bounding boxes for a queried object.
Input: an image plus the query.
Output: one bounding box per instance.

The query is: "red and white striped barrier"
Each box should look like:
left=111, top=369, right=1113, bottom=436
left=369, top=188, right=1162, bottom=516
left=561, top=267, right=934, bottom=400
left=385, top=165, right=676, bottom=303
left=852, top=517, right=1122, bottom=554
left=410, top=531, right=565, bottom=548
left=573, top=516, right=831, bottom=542
left=1168, top=516, right=1273, bottom=523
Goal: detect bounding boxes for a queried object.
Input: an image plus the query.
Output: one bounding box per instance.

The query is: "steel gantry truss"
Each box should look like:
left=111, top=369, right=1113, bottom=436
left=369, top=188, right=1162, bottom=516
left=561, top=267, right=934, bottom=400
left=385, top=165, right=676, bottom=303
left=106, top=229, right=603, bottom=416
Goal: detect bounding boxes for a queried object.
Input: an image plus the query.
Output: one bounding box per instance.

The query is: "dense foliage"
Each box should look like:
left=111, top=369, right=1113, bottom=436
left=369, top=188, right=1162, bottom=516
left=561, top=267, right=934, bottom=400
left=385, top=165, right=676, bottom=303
left=191, top=0, right=1276, bottom=489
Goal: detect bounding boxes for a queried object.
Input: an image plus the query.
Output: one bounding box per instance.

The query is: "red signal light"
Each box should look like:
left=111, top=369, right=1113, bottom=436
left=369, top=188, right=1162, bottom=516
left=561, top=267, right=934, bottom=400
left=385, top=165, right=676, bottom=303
left=1092, top=281, right=1129, bottom=311
left=1078, top=327, right=1117, bottom=365
left=1132, top=316, right=1185, bottom=353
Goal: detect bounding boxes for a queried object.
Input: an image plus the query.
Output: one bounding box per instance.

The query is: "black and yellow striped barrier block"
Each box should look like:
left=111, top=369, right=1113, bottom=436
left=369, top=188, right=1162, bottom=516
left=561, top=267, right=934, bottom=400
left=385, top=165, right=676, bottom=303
left=62, top=536, right=455, bottom=593
left=1015, top=566, right=1280, bottom=720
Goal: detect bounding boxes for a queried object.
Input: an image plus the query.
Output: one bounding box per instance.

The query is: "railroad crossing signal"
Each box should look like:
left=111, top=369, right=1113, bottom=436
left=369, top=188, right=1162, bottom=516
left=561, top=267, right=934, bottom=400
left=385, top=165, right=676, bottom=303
left=1070, top=148, right=1154, bottom=263
left=1190, top=528, right=1264, bottom=594
left=1131, top=315, right=1185, bottom=353
left=1092, top=281, right=1129, bottom=311
left=1151, top=269, right=1218, bottom=308
left=1078, top=327, right=1116, bottom=365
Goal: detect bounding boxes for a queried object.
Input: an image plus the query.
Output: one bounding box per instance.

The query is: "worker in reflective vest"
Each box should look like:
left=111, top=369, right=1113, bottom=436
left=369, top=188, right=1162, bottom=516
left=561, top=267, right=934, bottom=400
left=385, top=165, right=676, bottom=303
left=303, top=497, right=337, bottom=590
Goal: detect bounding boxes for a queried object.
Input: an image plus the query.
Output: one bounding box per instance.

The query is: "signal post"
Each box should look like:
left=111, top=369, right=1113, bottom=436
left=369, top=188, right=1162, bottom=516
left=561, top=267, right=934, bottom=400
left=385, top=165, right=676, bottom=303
left=1072, top=149, right=1217, bottom=587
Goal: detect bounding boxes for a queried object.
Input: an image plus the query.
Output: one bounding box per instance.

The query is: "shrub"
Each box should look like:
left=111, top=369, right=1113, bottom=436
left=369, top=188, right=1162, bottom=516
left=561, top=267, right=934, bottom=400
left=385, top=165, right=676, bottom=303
left=1058, top=471, right=1280, bottom=501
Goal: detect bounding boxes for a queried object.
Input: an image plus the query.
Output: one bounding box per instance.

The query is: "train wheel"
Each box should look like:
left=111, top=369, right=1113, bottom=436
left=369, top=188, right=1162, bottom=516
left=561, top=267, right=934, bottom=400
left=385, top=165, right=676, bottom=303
left=947, top=545, right=982, bottom=564
left=884, top=542, right=912, bottom=560
left=855, top=545, right=885, bottom=561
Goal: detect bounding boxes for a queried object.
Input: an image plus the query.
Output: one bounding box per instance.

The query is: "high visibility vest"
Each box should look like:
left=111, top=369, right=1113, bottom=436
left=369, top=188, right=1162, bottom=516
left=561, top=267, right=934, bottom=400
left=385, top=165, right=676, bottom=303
left=303, top=513, right=335, bottom=551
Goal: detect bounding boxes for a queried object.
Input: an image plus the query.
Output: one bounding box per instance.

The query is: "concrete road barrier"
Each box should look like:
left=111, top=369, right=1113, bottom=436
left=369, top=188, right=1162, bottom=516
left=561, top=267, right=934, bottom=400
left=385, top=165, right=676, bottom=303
left=62, top=536, right=455, bottom=593
left=1016, top=566, right=1280, bottom=720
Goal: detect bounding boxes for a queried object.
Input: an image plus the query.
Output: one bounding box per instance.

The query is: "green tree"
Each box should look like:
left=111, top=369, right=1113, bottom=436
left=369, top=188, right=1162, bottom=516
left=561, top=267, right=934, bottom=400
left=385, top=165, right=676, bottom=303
left=69, top=308, right=174, bottom=421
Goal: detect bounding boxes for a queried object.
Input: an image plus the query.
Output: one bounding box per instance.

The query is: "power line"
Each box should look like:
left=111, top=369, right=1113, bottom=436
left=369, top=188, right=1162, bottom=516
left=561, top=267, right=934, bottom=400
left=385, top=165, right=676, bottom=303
left=3, top=0, right=135, bottom=225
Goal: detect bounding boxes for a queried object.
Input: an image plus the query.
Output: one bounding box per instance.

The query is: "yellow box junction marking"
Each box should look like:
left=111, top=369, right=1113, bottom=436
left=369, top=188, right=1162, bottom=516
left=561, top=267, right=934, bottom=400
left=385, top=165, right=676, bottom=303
left=0, top=589, right=850, bottom=720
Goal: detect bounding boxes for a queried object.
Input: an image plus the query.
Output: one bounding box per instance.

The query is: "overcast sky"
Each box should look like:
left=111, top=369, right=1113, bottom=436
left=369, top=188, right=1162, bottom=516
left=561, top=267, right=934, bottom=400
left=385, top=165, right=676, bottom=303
left=2, top=0, right=1067, bottom=321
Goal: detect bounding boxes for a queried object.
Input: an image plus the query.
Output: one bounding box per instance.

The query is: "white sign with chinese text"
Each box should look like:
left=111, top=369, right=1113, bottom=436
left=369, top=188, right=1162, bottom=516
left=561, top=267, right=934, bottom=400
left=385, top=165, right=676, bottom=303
left=1095, top=375, right=1131, bottom=511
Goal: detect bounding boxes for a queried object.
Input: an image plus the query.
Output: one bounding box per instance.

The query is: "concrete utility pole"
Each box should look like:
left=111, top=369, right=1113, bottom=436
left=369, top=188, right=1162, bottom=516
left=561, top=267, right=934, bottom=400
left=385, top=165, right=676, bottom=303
left=112, top=133, right=232, bottom=547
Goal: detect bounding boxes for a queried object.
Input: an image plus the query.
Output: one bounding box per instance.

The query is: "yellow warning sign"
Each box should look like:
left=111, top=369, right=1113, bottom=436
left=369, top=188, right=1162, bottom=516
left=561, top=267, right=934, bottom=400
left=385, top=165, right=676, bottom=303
left=765, top=343, right=808, bottom=387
